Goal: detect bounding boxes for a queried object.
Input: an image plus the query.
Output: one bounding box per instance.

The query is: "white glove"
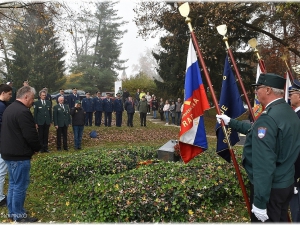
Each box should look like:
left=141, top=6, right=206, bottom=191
left=216, top=114, right=231, bottom=125
left=294, top=186, right=298, bottom=194
left=251, top=204, right=268, bottom=222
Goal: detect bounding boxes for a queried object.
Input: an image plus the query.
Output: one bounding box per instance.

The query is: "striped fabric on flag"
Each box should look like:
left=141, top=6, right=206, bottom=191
left=179, top=39, right=210, bottom=164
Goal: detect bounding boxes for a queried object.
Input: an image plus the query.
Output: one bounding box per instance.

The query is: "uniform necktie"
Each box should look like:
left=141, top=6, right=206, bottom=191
left=60, top=104, right=64, bottom=110
left=42, top=100, right=45, bottom=105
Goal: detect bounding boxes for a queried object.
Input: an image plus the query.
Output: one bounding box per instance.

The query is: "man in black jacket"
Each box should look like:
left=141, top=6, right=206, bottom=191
left=1, top=86, right=40, bottom=222
left=70, top=100, right=85, bottom=150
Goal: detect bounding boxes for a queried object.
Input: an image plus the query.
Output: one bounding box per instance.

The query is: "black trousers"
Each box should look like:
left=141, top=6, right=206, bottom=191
left=104, top=112, right=112, bottom=127
left=85, top=112, right=93, bottom=126
left=38, top=123, right=50, bottom=151
left=159, top=111, right=164, bottom=121
left=250, top=183, right=293, bottom=222
left=127, top=113, right=134, bottom=127
left=115, top=111, right=123, bottom=127
left=95, top=111, right=102, bottom=126
left=289, top=182, right=300, bottom=222
left=140, top=112, right=146, bottom=126
left=57, top=125, right=68, bottom=149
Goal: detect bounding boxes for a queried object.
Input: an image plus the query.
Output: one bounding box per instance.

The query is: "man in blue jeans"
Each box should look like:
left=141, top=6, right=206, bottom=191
left=70, top=100, right=85, bottom=150
left=0, top=86, right=41, bottom=222
left=0, top=84, right=12, bottom=207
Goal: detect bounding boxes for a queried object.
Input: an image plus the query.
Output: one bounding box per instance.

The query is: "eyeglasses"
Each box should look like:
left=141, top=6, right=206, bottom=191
left=255, top=85, right=266, bottom=91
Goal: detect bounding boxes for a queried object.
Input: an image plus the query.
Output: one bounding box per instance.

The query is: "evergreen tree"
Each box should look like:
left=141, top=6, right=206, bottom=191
left=71, top=1, right=127, bottom=92
left=9, top=5, right=66, bottom=91
left=136, top=2, right=258, bottom=102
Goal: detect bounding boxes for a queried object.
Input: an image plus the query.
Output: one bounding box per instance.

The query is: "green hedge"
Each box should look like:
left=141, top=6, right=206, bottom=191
left=30, top=146, right=250, bottom=222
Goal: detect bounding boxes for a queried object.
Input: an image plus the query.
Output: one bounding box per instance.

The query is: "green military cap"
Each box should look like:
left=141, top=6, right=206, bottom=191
left=252, top=73, right=286, bottom=89
left=75, top=100, right=81, bottom=104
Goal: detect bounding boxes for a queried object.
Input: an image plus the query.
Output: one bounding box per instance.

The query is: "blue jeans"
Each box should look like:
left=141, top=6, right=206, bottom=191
left=164, top=111, right=169, bottom=123
left=5, top=160, right=30, bottom=221
left=153, top=110, right=157, bottom=119
left=73, top=125, right=84, bottom=149
left=0, top=155, right=7, bottom=202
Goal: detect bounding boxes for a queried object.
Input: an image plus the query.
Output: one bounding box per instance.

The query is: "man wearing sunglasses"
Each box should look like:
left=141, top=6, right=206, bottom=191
left=217, top=73, right=300, bottom=222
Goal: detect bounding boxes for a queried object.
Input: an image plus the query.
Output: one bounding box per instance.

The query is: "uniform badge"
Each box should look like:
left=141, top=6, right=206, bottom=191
left=258, top=127, right=267, bottom=139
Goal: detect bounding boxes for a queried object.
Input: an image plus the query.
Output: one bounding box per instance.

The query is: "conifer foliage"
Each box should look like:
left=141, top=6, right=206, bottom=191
left=9, top=4, right=65, bottom=91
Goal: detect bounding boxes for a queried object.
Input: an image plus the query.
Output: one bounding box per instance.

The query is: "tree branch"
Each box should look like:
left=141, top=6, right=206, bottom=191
left=236, top=19, right=300, bottom=57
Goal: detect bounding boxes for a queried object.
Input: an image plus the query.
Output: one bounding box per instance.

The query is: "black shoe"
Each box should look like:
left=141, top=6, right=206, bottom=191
left=57, top=148, right=61, bottom=151
left=16, top=217, right=38, bottom=223
left=64, top=148, right=68, bottom=151
left=0, top=196, right=6, bottom=206
left=44, top=149, right=50, bottom=153
left=78, top=147, right=82, bottom=150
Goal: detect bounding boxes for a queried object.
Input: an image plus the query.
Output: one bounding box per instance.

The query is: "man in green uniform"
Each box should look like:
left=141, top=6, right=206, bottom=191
left=34, top=90, right=52, bottom=153
left=216, top=73, right=300, bottom=222
left=53, top=96, right=71, bottom=151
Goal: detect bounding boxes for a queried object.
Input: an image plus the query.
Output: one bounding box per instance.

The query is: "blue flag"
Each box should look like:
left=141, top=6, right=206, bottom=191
left=215, top=55, right=246, bottom=163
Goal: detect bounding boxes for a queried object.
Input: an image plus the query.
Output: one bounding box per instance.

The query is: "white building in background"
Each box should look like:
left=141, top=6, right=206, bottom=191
left=121, top=69, right=127, bottom=80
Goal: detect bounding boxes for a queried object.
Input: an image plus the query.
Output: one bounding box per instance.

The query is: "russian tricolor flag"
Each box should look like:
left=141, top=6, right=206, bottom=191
left=179, top=39, right=210, bottom=163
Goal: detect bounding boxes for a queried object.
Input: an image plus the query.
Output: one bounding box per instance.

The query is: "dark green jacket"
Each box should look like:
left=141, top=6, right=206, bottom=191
left=229, top=98, right=300, bottom=209
left=53, top=104, right=71, bottom=127
left=138, top=100, right=147, bottom=113
left=33, top=100, right=52, bottom=125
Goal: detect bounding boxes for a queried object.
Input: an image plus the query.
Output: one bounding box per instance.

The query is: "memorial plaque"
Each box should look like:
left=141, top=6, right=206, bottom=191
left=157, top=140, right=177, bottom=162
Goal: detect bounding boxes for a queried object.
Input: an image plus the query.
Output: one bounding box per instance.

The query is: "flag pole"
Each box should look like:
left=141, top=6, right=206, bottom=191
left=281, top=54, right=294, bottom=82
left=179, top=3, right=251, bottom=216
left=216, top=25, right=255, bottom=123
left=248, top=38, right=267, bottom=74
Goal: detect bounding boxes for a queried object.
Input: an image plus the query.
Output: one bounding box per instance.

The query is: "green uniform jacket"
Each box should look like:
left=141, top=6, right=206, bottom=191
left=53, top=104, right=71, bottom=127
left=229, top=98, right=300, bottom=209
left=138, top=100, right=147, bottom=113
left=33, top=100, right=52, bottom=125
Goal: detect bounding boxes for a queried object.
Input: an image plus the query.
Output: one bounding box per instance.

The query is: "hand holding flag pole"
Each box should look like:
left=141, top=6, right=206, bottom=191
left=248, top=38, right=267, bottom=73
left=179, top=2, right=251, bottom=216
left=217, top=25, right=255, bottom=123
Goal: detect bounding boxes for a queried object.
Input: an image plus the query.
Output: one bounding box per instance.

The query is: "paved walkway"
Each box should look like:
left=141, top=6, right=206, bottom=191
left=146, top=114, right=179, bottom=127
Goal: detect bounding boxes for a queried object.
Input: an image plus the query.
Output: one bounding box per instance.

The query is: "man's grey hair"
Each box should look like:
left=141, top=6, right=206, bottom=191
left=16, top=86, right=36, bottom=99
left=39, top=90, right=46, bottom=96
left=271, top=87, right=284, bottom=96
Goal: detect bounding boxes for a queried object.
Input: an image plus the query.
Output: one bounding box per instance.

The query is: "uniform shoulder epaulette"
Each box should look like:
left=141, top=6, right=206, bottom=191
left=262, top=107, right=272, bottom=114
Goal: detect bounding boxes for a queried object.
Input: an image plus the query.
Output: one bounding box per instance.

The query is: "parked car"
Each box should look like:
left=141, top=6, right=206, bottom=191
left=51, top=89, right=86, bottom=101
left=100, top=92, right=115, bottom=100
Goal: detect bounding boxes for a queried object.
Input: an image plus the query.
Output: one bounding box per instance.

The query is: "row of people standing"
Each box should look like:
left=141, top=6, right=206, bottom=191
left=159, top=98, right=182, bottom=126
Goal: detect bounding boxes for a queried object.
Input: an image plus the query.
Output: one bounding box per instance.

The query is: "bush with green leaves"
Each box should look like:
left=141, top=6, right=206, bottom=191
left=30, top=145, right=249, bottom=222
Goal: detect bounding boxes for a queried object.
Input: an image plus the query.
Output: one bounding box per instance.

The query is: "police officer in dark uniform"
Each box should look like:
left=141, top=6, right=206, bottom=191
left=82, top=92, right=94, bottom=126
left=217, top=73, right=300, bottom=222
left=34, top=90, right=52, bottom=153
left=103, top=93, right=114, bottom=127
left=288, top=80, right=300, bottom=222
left=68, top=87, right=80, bottom=109
left=56, top=89, right=68, bottom=105
left=93, top=91, right=103, bottom=126
left=114, top=93, right=124, bottom=127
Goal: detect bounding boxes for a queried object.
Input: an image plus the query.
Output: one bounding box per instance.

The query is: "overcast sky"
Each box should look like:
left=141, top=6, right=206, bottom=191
left=62, top=0, right=161, bottom=78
